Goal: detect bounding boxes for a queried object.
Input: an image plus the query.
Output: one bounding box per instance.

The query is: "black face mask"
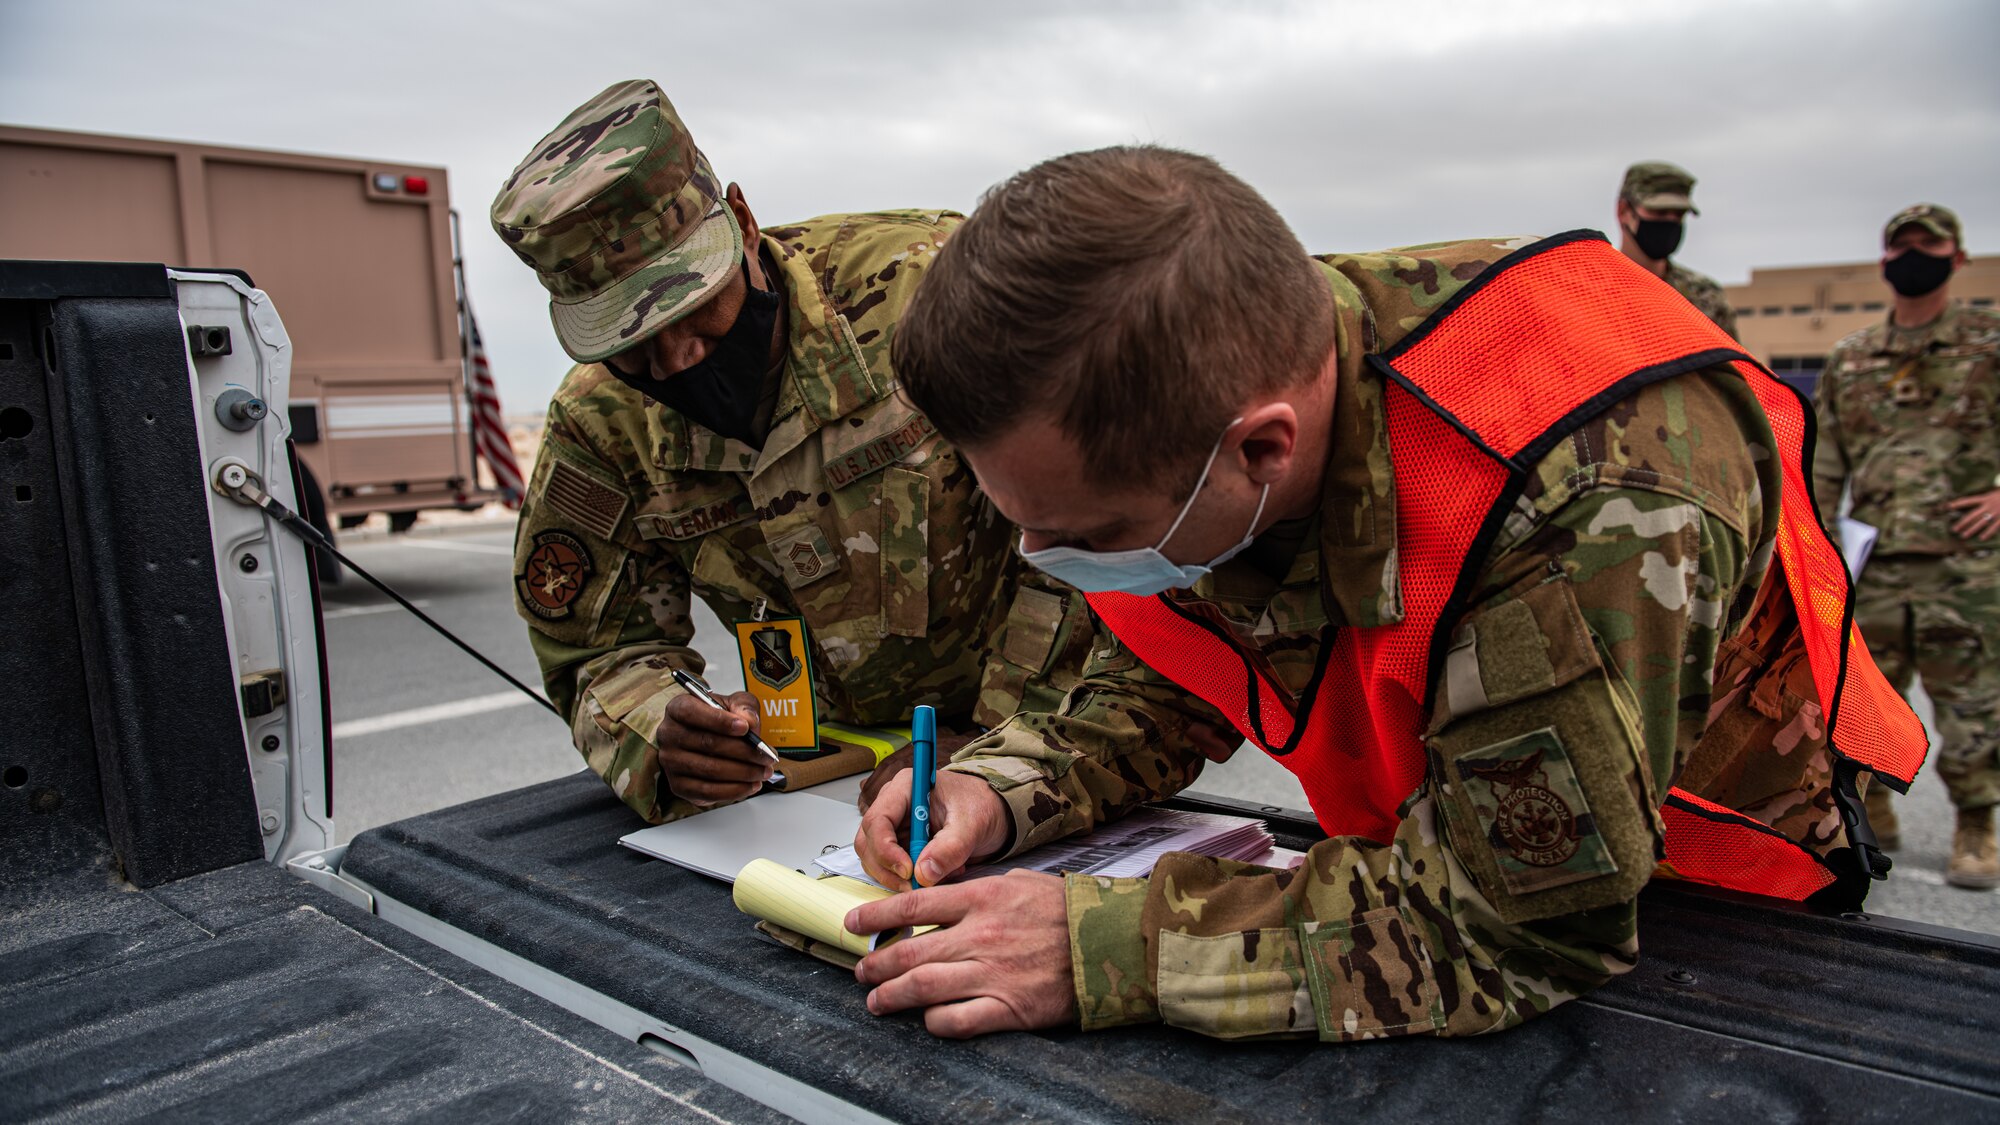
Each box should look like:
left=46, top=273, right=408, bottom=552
left=605, top=259, right=784, bottom=445
left=1628, top=217, right=1684, bottom=261
left=1883, top=249, right=1954, bottom=298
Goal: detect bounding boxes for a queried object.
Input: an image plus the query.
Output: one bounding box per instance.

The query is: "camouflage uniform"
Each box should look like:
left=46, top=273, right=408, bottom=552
left=1813, top=303, right=2000, bottom=811
left=492, top=82, right=1094, bottom=823
left=1665, top=260, right=1738, bottom=340
left=947, top=237, right=1818, bottom=1041
left=1621, top=161, right=1737, bottom=339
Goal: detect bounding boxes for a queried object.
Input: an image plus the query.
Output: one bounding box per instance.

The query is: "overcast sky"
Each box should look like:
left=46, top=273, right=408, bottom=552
left=5, top=0, right=1997, bottom=413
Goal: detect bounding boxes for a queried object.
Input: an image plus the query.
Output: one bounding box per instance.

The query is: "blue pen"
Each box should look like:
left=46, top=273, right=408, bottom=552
left=908, top=705, right=936, bottom=889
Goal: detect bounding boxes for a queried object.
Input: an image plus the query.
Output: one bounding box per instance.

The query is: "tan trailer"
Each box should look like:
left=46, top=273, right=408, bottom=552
left=0, top=123, right=502, bottom=534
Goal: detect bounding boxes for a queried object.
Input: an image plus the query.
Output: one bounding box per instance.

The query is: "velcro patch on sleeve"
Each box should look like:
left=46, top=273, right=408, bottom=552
left=1001, top=587, right=1069, bottom=672
left=1299, top=909, right=1444, bottom=1041
left=545, top=458, right=631, bottom=541
left=516, top=529, right=596, bottom=621
left=1453, top=726, right=1618, bottom=896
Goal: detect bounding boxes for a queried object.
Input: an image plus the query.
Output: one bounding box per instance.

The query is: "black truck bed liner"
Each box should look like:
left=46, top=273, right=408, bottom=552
left=340, top=772, right=2000, bottom=1123
left=16, top=260, right=1990, bottom=1122
left=0, top=829, right=787, bottom=1124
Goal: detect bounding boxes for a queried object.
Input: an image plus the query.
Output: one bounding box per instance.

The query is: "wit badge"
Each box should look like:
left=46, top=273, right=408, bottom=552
left=733, top=602, right=820, bottom=753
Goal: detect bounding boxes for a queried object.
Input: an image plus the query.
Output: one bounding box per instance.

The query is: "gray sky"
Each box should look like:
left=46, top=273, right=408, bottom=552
left=5, top=0, right=1997, bottom=414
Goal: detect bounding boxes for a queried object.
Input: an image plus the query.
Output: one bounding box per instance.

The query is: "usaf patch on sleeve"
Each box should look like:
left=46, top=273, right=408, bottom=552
left=517, top=530, right=596, bottom=620
left=1453, top=726, right=1618, bottom=896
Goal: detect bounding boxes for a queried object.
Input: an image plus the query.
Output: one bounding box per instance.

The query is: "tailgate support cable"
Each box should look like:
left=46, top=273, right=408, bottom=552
left=215, top=463, right=561, bottom=717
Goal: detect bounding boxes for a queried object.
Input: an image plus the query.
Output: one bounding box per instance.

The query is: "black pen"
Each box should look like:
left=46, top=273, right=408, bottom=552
left=669, top=668, right=781, bottom=764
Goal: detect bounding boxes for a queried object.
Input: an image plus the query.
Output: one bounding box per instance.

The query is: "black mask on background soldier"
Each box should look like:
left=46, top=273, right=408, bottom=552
left=1628, top=217, right=1685, bottom=261
left=1883, top=249, right=1955, bottom=299
left=604, top=258, right=784, bottom=445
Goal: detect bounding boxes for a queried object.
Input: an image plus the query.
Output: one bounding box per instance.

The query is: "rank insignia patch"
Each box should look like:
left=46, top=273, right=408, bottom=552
left=1454, top=726, right=1617, bottom=895
left=517, top=530, right=595, bottom=620
left=769, top=524, right=840, bottom=589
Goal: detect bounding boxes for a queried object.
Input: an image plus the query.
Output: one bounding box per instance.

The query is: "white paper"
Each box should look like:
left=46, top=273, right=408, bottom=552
left=1244, top=845, right=1309, bottom=870
left=618, top=786, right=861, bottom=883
left=1839, top=517, right=1879, bottom=579
left=813, top=806, right=1275, bottom=886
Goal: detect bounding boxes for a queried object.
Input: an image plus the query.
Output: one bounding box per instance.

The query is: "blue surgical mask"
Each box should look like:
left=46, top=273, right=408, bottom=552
left=1019, top=419, right=1270, bottom=597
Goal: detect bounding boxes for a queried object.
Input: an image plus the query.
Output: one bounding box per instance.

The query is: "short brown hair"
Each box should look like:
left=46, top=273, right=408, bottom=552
left=894, top=145, right=1335, bottom=492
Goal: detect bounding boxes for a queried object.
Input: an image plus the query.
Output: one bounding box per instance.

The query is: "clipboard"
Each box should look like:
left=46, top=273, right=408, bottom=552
left=617, top=776, right=863, bottom=882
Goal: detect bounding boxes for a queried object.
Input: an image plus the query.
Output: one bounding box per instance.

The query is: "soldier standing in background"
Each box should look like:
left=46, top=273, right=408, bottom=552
left=1616, top=161, right=1738, bottom=338
left=1815, top=203, right=2000, bottom=889
left=490, top=81, right=1115, bottom=824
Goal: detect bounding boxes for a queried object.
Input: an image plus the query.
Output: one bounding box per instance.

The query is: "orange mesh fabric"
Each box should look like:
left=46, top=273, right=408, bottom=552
left=1094, top=388, right=1503, bottom=845
left=1086, top=592, right=1305, bottom=752
left=1660, top=789, right=1836, bottom=901
left=1390, top=236, right=1923, bottom=788
left=1384, top=238, right=1739, bottom=461
left=1302, top=392, right=1505, bottom=841
left=1088, top=233, right=1923, bottom=899
left=1736, top=364, right=1927, bottom=786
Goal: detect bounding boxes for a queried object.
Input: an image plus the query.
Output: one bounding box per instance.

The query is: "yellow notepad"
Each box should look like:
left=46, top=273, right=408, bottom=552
left=731, top=858, right=911, bottom=957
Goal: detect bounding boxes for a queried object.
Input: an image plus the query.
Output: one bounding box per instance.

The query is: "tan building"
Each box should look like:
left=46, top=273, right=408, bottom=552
left=1725, top=256, right=2000, bottom=395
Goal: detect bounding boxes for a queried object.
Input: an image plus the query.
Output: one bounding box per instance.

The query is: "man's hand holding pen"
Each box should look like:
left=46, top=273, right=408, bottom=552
left=657, top=670, right=776, bottom=807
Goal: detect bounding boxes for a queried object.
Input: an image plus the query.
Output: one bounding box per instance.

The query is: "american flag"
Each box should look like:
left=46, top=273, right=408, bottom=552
left=467, top=303, right=525, bottom=508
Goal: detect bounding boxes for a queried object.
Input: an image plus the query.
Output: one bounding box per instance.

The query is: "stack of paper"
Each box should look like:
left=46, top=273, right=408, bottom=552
left=813, top=806, right=1289, bottom=885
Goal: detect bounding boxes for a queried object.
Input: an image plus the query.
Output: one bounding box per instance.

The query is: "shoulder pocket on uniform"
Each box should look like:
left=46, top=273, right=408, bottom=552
left=974, top=583, right=1092, bottom=726
left=1426, top=575, right=1659, bottom=925
left=877, top=466, right=930, bottom=638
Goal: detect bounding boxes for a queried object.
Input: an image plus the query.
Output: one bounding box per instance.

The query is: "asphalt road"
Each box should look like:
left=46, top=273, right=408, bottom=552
left=323, top=521, right=2000, bottom=937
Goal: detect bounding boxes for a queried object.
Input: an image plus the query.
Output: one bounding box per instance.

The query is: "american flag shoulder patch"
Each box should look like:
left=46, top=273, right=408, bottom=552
left=543, top=458, right=630, bottom=540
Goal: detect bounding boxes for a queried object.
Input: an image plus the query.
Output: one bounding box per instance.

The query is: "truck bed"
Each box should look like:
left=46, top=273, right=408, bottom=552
left=334, top=773, right=2000, bottom=1123
left=15, top=260, right=1993, bottom=1122
left=0, top=829, right=784, bottom=1124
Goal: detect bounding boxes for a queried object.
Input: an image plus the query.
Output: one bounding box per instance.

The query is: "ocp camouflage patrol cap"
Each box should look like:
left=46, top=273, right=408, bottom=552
left=491, top=80, right=742, bottom=363
left=1882, top=203, right=1962, bottom=248
left=1620, top=161, right=1700, bottom=216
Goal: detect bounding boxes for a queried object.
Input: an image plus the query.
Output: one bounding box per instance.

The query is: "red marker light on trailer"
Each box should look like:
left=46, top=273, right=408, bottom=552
left=402, top=175, right=430, bottom=196
left=371, top=172, right=399, bottom=192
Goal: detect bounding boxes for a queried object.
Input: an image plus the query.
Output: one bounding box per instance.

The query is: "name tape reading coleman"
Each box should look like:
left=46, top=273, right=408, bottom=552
left=639, top=495, right=757, bottom=542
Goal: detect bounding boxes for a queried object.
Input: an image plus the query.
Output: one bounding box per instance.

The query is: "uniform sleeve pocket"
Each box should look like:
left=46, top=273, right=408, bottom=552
left=1156, top=928, right=1314, bottom=1039
left=1427, top=576, right=1660, bottom=925
left=1299, top=909, right=1445, bottom=1041
left=975, top=583, right=1093, bottom=725
left=582, top=653, right=679, bottom=745
left=1001, top=586, right=1069, bottom=672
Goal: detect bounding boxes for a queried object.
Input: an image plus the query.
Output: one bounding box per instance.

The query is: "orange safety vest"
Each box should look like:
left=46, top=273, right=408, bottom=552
left=1088, top=232, right=1928, bottom=906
